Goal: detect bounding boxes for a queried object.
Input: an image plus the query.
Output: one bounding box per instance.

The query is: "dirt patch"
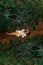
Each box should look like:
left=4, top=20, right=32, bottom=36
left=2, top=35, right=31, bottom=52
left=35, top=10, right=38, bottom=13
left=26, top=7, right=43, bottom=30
left=29, top=21, right=43, bottom=38
left=0, top=21, right=43, bottom=43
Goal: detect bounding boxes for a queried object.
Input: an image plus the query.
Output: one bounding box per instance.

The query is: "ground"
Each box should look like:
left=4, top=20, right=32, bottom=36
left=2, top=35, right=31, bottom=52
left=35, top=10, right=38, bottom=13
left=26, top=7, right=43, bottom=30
left=0, top=21, right=43, bottom=43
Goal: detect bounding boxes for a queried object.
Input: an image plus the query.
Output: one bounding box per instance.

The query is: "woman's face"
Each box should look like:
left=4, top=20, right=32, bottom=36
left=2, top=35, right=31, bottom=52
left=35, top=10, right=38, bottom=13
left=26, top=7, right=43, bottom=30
left=26, top=29, right=30, bottom=33
left=26, top=29, right=31, bottom=35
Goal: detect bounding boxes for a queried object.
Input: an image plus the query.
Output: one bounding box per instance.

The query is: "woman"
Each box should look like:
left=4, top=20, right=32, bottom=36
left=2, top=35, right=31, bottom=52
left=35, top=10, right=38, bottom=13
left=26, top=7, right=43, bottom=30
left=6, top=29, right=31, bottom=38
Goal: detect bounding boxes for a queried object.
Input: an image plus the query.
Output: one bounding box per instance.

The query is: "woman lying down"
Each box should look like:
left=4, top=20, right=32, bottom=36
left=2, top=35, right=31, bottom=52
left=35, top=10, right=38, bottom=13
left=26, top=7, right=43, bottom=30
left=6, top=29, right=31, bottom=38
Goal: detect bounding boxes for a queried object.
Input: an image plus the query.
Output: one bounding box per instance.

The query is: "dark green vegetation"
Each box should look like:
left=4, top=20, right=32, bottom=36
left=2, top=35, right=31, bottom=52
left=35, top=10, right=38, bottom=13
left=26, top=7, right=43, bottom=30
left=0, top=0, right=43, bottom=65
left=0, top=0, right=43, bottom=32
left=0, top=36, right=43, bottom=65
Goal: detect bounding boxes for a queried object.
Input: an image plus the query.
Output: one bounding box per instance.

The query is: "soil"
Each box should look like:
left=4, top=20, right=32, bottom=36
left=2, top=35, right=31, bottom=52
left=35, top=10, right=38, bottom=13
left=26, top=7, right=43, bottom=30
left=0, top=21, right=43, bottom=43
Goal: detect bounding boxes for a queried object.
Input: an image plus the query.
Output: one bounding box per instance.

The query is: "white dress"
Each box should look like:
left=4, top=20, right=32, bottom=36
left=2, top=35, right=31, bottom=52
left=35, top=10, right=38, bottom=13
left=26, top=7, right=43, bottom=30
left=16, top=29, right=26, bottom=38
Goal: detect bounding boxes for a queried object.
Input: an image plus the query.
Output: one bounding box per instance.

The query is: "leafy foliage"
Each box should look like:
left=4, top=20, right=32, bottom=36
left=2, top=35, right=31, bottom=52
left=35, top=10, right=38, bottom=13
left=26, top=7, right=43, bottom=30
left=0, top=36, right=43, bottom=65
left=0, top=0, right=43, bottom=65
left=0, top=0, right=43, bottom=31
